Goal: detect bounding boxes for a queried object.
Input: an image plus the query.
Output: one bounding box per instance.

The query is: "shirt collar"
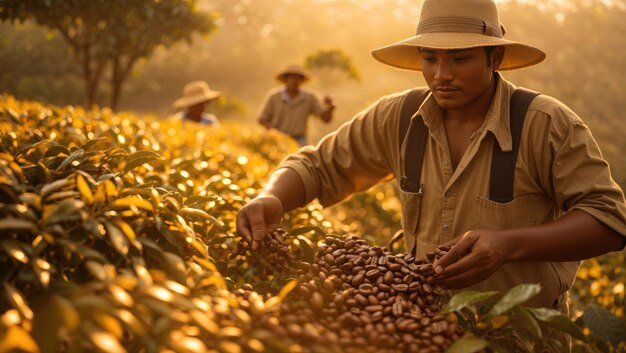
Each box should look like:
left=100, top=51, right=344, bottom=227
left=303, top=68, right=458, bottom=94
left=416, top=73, right=515, bottom=152
left=281, top=89, right=302, bottom=103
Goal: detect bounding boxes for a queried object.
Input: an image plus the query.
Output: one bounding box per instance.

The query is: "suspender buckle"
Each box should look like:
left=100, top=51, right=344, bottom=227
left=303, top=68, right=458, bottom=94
left=400, top=176, right=423, bottom=194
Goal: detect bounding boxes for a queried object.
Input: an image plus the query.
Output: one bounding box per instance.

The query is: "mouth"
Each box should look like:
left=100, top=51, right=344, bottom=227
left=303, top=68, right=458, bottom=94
left=435, top=87, right=459, bottom=92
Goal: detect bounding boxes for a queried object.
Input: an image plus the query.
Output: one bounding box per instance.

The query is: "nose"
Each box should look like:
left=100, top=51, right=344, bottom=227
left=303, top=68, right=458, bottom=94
left=434, top=61, right=453, bottom=82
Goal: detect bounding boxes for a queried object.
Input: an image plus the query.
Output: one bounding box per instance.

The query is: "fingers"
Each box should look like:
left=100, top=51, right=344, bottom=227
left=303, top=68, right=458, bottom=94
left=433, top=232, right=476, bottom=274
left=436, top=267, right=491, bottom=289
left=236, top=202, right=268, bottom=250
left=235, top=212, right=252, bottom=244
left=246, top=206, right=268, bottom=250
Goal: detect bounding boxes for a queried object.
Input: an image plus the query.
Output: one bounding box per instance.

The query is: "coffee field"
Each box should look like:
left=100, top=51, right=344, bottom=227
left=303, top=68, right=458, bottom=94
left=0, top=94, right=624, bottom=353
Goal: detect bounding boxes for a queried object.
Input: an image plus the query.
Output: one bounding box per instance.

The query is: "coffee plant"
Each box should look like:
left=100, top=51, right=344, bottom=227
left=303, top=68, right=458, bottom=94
left=0, top=94, right=624, bottom=352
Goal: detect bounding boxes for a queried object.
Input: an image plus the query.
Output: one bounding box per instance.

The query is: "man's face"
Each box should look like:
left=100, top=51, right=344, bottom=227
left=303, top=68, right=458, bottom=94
left=284, top=74, right=304, bottom=90
left=188, top=101, right=207, bottom=115
left=419, top=47, right=502, bottom=110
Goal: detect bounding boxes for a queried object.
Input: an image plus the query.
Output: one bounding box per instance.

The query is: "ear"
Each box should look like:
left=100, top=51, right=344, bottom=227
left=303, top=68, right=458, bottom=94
left=491, top=46, right=505, bottom=70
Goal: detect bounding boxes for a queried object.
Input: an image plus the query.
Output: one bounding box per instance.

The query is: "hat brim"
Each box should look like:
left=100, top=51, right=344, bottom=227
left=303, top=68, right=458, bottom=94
left=275, top=71, right=311, bottom=83
left=172, top=91, right=221, bottom=110
left=371, top=33, right=546, bottom=71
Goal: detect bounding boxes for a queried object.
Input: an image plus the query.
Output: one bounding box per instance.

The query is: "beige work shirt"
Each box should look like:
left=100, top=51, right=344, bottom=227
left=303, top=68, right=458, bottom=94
left=259, top=87, right=325, bottom=137
left=279, top=74, right=626, bottom=308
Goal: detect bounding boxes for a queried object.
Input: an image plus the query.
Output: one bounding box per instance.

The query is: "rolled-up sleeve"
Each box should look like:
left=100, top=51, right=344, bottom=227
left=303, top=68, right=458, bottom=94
left=550, top=118, right=626, bottom=238
left=278, top=94, right=403, bottom=207
left=258, top=92, right=275, bottom=123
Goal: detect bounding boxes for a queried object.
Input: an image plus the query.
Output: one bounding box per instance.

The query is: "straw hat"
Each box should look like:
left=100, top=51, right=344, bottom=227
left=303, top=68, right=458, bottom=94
left=371, top=0, right=546, bottom=71
left=275, top=64, right=311, bottom=83
left=172, top=81, right=221, bottom=110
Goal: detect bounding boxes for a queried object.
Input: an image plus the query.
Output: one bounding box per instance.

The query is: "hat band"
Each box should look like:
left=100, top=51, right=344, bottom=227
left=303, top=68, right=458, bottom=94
left=416, top=16, right=504, bottom=38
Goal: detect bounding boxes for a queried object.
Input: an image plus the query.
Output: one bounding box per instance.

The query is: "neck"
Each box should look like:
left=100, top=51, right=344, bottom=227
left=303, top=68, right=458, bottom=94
left=186, top=110, right=203, bottom=122
left=286, top=87, right=300, bottom=97
left=445, top=75, right=498, bottom=124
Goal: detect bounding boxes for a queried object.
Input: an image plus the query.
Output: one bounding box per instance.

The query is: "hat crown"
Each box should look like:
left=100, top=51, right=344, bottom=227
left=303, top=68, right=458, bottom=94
left=419, top=0, right=501, bottom=30
left=183, top=81, right=211, bottom=96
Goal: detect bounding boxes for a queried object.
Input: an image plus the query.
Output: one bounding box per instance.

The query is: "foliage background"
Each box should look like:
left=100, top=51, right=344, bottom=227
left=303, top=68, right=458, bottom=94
left=1, top=0, right=625, bottom=187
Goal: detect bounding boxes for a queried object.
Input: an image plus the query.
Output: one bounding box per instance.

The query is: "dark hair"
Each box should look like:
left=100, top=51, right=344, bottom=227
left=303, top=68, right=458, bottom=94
left=484, top=46, right=497, bottom=67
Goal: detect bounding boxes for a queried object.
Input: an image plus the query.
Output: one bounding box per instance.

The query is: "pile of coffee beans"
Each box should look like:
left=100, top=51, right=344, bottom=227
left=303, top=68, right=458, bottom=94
left=279, top=235, right=462, bottom=352
left=231, top=228, right=294, bottom=275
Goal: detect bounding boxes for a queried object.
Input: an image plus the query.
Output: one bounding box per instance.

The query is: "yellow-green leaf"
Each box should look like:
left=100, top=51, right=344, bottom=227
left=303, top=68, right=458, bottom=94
left=5, top=283, right=33, bottom=320
left=0, top=326, right=40, bottom=353
left=0, top=218, right=37, bottom=233
left=88, top=331, right=127, bottom=353
left=77, top=174, right=94, bottom=204
left=112, top=197, right=153, bottom=212
left=104, top=222, right=129, bottom=256
left=278, top=279, right=299, bottom=301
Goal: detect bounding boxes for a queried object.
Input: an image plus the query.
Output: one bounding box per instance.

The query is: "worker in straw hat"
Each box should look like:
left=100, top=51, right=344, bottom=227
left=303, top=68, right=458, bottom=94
left=238, top=0, right=626, bottom=327
left=258, top=64, right=335, bottom=146
left=172, top=80, right=221, bottom=126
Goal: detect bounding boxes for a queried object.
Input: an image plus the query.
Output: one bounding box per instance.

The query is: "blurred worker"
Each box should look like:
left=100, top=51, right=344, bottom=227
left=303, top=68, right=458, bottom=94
left=258, top=64, right=335, bottom=146
left=238, top=0, right=626, bottom=320
left=172, top=80, right=221, bottom=127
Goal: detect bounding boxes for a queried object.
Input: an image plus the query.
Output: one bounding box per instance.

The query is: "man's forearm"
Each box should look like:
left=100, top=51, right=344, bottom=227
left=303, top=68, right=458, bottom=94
left=505, top=209, right=625, bottom=263
left=258, top=167, right=307, bottom=213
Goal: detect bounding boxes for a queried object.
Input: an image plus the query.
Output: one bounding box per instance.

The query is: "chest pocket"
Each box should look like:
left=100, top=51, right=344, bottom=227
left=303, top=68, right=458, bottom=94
left=399, top=190, right=423, bottom=235
left=471, top=193, right=538, bottom=230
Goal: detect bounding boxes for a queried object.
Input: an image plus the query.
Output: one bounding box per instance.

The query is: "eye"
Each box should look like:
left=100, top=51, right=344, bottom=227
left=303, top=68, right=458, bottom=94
left=421, top=56, right=436, bottom=63
left=453, top=56, right=469, bottom=62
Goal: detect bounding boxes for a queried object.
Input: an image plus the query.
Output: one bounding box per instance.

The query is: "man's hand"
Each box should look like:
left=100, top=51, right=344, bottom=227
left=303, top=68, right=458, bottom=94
left=433, top=229, right=511, bottom=289
left=323, top=96, right=335, bottom=110
left=258, top=118, right=273, bottom=129
left=236, top=195, right=284, bottom=250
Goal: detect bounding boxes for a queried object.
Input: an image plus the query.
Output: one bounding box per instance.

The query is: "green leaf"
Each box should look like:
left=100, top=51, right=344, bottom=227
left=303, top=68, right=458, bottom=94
left=442, top=290, right=499, bottom=314
left=16, top=139, right=51, bottom=158
left=0, top=326, right=39, bottom=353
left=529, top=307, right=586, bottom=342
left=56, top=149, right=84, bottom=171
left=104, top=222, right=129, bottom=256
left=111, top=196, right=154, bottom=212
left=487, top=283, right=541, bottom=318
left=5, top=283, right=34, bottom=320
left=582, top=304, right=625, bottom=344
left=444, top=337, right=489, bottom=353
left=43, top=145, right=71, bottom=158
left=40, top=178, right=70, bottom=198
left=0, top=218, right=37, bottom=233
left=277, top=279, right=299, bottom=301
left=163, top=252, right=187, bottom=284
left=1, top=239, right=30, bottom=263
left=514, top=306, right=543, bottom=341
left=31, top=295, right=79, bottom=353
left=43, top=199, right=85, bottom=225
left=296, top=235, right=315, bottom=263
left=123, top=150, right=164, bottom=174
left=80, top=137, right=107, bottom=151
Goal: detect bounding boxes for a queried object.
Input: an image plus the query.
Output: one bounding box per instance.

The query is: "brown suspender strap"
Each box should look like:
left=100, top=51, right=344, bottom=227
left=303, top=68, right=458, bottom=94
left=393, top=87, right=539, bottom=252
left=399, top=88, right=430, bottom=194
left=489, top=88, right=539, bottom=203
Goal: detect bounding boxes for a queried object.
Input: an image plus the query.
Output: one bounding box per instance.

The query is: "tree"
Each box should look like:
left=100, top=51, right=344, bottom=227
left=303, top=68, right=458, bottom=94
left=0, top=0, right=216, bottom=110
left=304, top=49, right=361, bottom=82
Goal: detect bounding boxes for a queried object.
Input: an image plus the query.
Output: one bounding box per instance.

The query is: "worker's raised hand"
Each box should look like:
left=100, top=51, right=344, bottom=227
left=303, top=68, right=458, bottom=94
left=236, top=195, right=284, bottom=250
left=323, top=96, right=335, bottom=110
left=433, top=229, right=510, bottom=289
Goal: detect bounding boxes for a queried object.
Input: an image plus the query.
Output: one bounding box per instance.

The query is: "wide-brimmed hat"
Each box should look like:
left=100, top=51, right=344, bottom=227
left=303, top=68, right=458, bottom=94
left=371, top=0, right=546, bottom=71
left=275, top=64, right=311, bottom=83
left=172, top=81, right=221, bottom=110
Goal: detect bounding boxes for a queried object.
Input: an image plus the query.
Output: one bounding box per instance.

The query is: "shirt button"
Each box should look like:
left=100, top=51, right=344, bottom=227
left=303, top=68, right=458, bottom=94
left=443, top=160, right=449, bottom=166
left=444, top=191, right=451, bottom=198
left=442, top=224, right=449, bottom=231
